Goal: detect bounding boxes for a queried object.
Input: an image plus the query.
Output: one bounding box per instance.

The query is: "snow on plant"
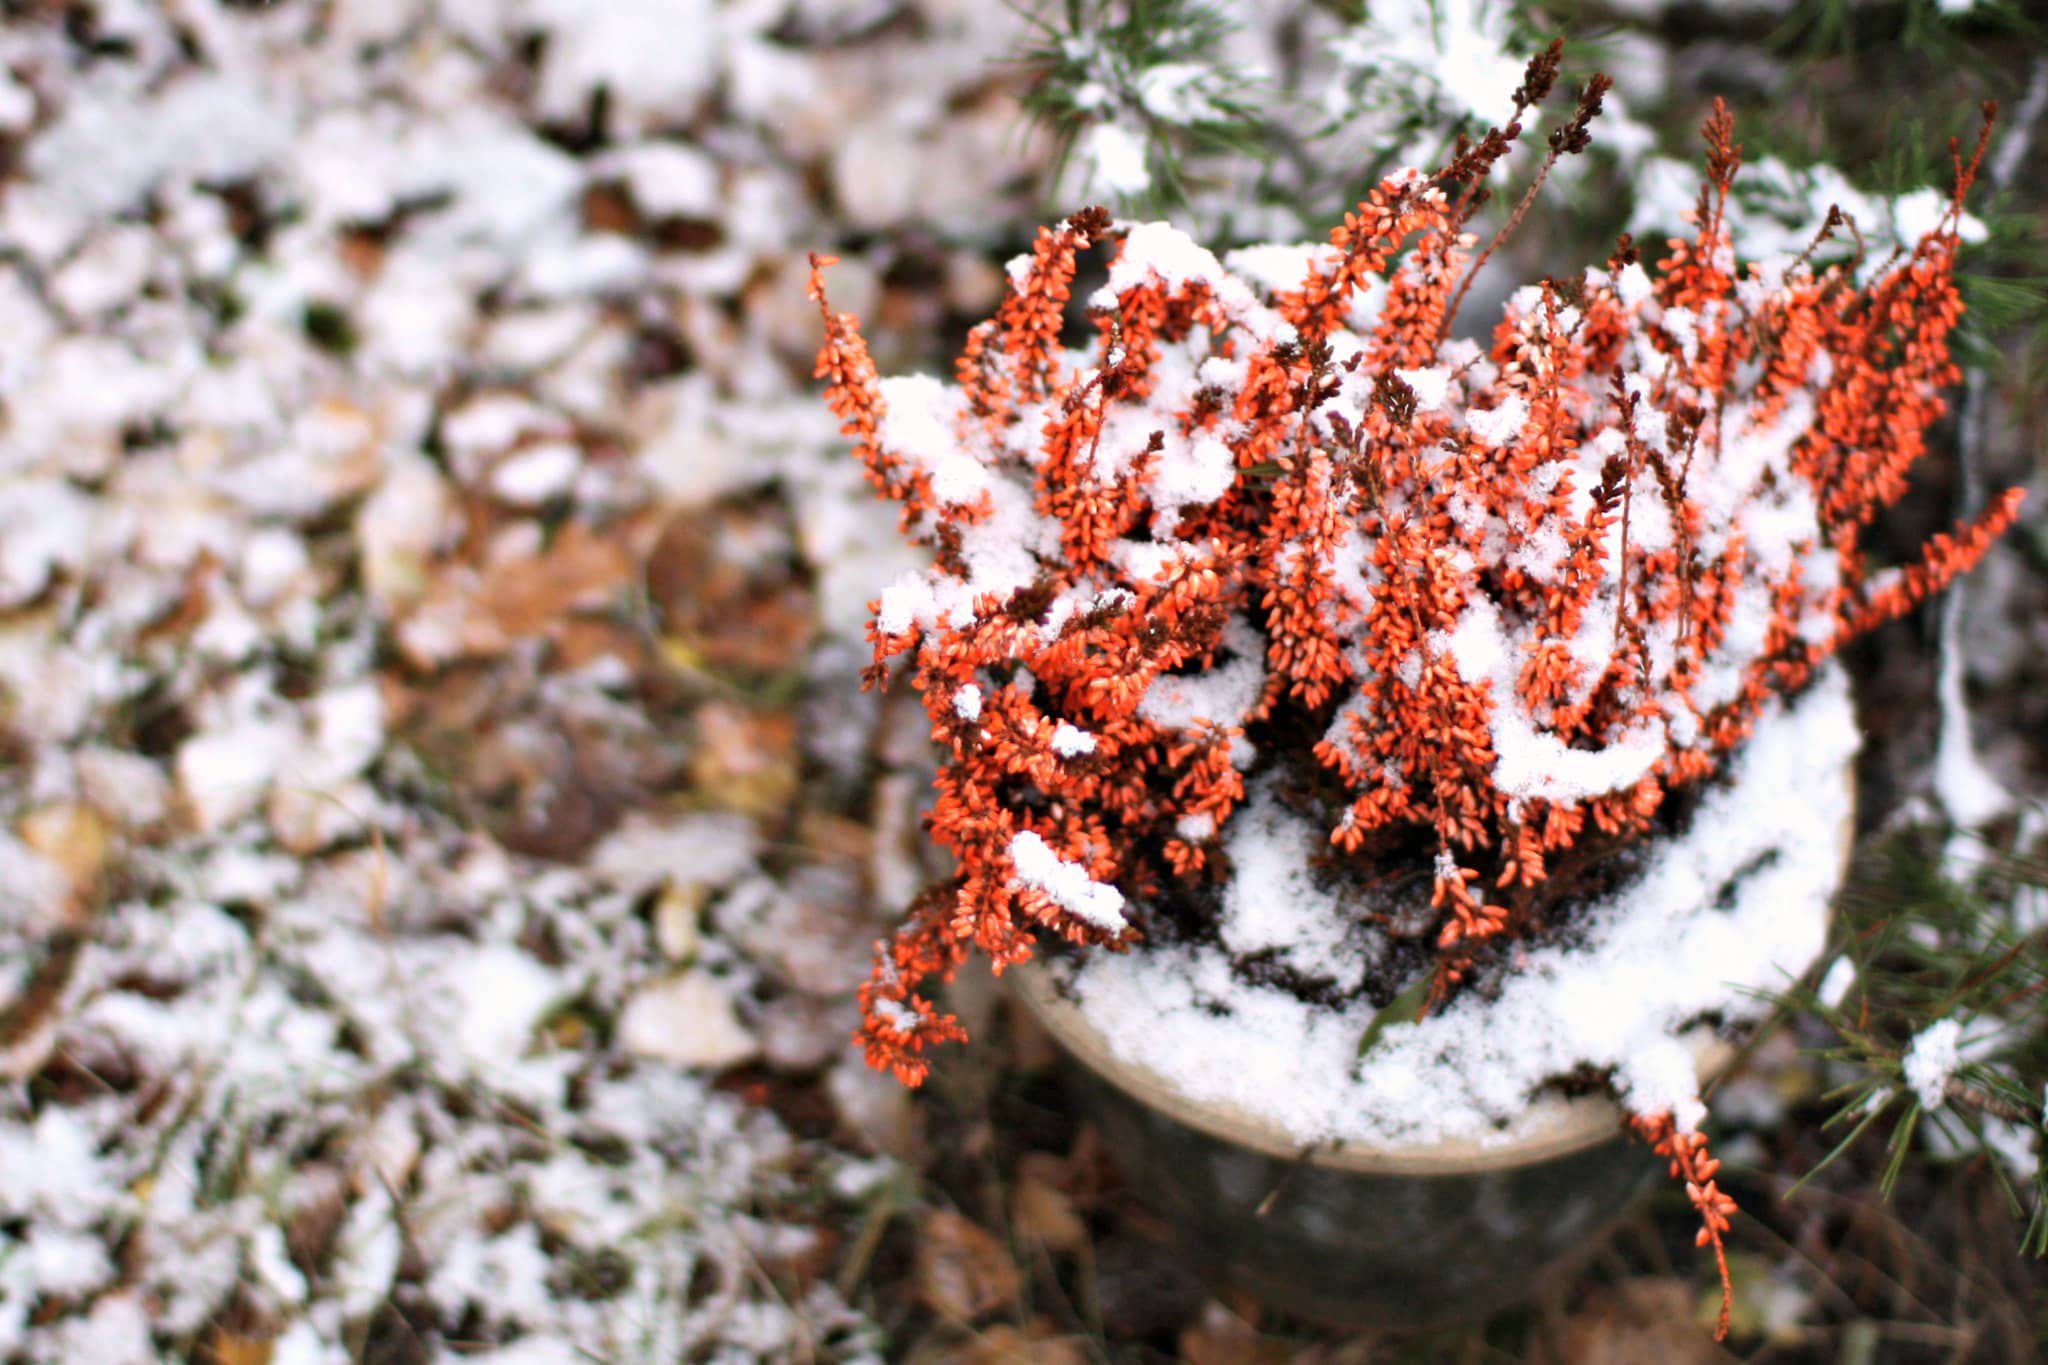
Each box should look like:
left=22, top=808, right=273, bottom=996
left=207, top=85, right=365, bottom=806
left=1805, top=817, right=2048, bottom=1259
left=1027, top=0, right=1663, bottom=241
left=811, top=52, right=2020, bottom=1337
left=1025, top=0, right=1262, bottom=206
left=1627, top=150, right=1992, bottom=278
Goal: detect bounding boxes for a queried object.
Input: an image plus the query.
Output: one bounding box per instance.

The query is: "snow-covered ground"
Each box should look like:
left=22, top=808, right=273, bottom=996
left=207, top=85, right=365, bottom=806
left=2, top=1, right=2041, bottom=1359
left=0, top=3, right=1045, bottom=1359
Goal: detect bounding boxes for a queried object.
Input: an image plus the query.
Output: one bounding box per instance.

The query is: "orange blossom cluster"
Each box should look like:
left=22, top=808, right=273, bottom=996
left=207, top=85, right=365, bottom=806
left=808, top=101, right=2020, bottom=1093
left=1632, top=1108, right=1742, bottom=1338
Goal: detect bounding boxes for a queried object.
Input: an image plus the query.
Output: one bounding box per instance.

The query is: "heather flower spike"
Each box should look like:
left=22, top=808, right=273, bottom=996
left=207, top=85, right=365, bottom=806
left=1633, top=1109, right=1741, bottom=1339
left=814, top=69, right=2019, bottom=1330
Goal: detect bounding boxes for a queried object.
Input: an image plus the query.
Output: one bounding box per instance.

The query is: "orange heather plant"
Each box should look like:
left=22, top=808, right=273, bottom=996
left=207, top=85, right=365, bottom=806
left=811, top=62, right=2019, bottom=1337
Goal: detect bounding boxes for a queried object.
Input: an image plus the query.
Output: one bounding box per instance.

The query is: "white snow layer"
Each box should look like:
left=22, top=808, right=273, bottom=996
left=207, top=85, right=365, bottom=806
left=1903, top=1018, right=1964, bottom=1110
left=1067, top=666, right=1859, bottom=1148
left=1009, top=831, right=1129, bottom=934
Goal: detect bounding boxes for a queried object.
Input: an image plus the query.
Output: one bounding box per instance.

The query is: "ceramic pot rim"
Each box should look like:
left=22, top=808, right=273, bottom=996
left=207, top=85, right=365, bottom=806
left=1008, top=760, right=1856, bottom=1177
left=1011, top=961, right=1740, bottom=1173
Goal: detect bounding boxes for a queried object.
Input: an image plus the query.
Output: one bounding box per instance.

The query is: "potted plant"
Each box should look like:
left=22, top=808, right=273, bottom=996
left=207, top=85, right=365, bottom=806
left=806, top=53, right=2021, bottom=1337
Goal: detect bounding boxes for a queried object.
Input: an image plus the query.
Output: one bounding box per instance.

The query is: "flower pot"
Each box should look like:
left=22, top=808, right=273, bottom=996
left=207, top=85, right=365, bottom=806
left=1006, top=680, right=1859, bottom=1331
left=1012, top=962, right=1711, bottom=1330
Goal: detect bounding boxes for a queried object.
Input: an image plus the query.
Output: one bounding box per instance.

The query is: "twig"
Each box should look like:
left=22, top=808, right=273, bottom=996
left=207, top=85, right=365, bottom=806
left=1441, top=75, right=1612, bottom=340
left=1940, top=1078, right=2040, bottom=1127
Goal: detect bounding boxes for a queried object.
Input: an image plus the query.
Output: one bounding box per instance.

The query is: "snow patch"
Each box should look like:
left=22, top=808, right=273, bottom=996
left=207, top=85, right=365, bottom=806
left=1066, top=669, right=1857, bottom=1148
left=1009, top=830, right=1129, bottom=934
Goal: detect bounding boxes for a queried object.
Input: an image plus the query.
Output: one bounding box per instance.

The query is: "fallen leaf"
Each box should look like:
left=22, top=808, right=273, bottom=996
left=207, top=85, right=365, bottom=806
left=692, top=703, right=798, bottom=818
left=956, top=1322, right=1092, bottom=1364
left=200, top=1331, right=274, bottom=1365
left=285, top=1165, right=350, bottom=1279
left=915, top=1208, right=1023, bottom=1324
left=18, top=803, right=110, bottom=921
left=757, top=1223, right=841, bottom=1284
left=134, top=551, right=220, bottom=648
left=797, top=809, right=874, bottom=865
left=478, top=521, right=634, bottom=641
left=646, top=502, right=816, bottom=677
left=337, top=227, right=384, bottom=279
left=582, top=181, right=642, bottom=235
left=652, top=881, right=707, bottom=961
left=1534, top=1278, right=1730, bottom=1365
left=393, top=666, right=682, bottom=861
left=554, top=617, right=648, bottom=674
left=1177, top=1300, right=1295, bottom=1365
left=1012, top=1155, right=1088, bottom=1253
left=731, top=862, right=881, bottom=995
left=267, top=778, right=373, bottom=856
left=0, top=931, right=83, bottom=1082
left=394, top=519, right=636, bottom=669
left=358, top=454, right=454, bottom=615
left=1063, top=1125, right=1113, bottom=1210
left=618, top=970, right=758, bottom=1070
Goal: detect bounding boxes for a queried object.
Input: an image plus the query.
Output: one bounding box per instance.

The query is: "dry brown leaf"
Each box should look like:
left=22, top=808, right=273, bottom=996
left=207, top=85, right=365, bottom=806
left=691, top=703, right=798, bottom=818
left=797, top=809, right=875, bottom=866
left=473, top=736, right=599, bottom=857
left=915, top=1208, right=1023, bottom=1323
left=389, top=658, right=682, bottom=861
left=1533, top=1278, right=1730, bottom=1365
left=134, top=551, right=220, bottom=648
left=1063, top=1125, right=1112, bottom=1209
left=652, top=881, right=707, bottom=962
left=1176, top=1300, right=1296, bottom=1365
left=757, top=993, right=851, bottom=1072
left=18, top=803, right=111, bottom=921
left=478, top=521, right=634, bottom=640
left=336, top=227, right=383, bottom=279
left=956, top=1322, right=1092, bottom=1364
left=582, top=181, right=642, bottom=235
left=0, top=931, right=82, bottom=1082
left=646, top=503, right=816, bottom=676
left=199, top=1330, right=274, bottom=1365
left=1011, top=1155, right=1088, bottom=1253
left=285, top=1165, right=349, bottom=1276
left=554, top=617, right=649, bottom=674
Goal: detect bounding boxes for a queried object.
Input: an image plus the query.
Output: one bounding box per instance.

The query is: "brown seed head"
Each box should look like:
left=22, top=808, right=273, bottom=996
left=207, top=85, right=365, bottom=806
left=1512, top=38, right=1565, bottom=109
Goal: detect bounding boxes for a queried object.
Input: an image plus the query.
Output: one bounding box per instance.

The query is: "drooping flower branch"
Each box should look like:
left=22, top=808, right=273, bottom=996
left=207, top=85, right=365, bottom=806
left=811, top=67, right=2019, bottom=1334
left=1633, top=1108, right=1740, bottom=1338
